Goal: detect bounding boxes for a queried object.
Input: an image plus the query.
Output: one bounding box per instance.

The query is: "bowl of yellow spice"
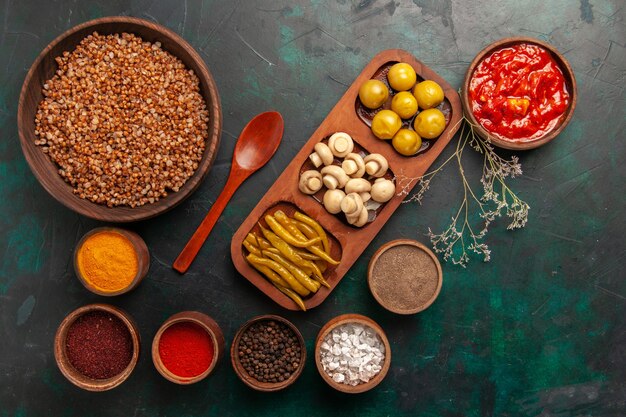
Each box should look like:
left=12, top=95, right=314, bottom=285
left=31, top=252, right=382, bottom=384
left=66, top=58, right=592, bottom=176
left=74, top=227, right=150, bottom=296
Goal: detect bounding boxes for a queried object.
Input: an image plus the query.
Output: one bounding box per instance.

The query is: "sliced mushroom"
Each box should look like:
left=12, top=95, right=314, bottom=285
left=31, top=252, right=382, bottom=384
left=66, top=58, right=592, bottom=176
left=363, top=153, right=389, bottom=177
left=370, top=178, right=395, bottom=203
left=341, top=153, right=366, bottom=178
left=344, top=178, right=372, bottom=195
left=321, top=165, right=349, bottom=190
left=348, top=206, right=369, bottom=227
left=340, top=192, right=364, bottom=218
left=309, top=142, right=334, bottom=167
left=323, top=189, right=345, bottom=214
left=328, top=132, right=354, bottom=158
left=299, top=170, right=323, bottom=195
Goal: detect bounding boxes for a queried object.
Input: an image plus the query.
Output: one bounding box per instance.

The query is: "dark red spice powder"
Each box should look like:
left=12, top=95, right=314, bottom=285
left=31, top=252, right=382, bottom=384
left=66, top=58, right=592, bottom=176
left=66, top=310, right=133, bottom=379
left=158, top=322, right=214, bottom=378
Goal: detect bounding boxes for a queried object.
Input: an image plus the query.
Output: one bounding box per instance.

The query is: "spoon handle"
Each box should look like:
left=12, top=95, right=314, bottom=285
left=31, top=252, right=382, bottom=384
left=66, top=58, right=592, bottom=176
left=173, top=168, right=249, bottom=273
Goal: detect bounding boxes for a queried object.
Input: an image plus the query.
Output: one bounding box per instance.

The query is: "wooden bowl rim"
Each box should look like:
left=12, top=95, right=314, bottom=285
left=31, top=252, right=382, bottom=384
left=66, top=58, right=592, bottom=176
left=54, top=303, right=140, bottom=391
left=314, top=313, right=391, bottom=394
left=17, top=16, right=222, bottom=222
left=73, top=227, right=150, bottom=296
left=151, top=311, right=224, bottom=385
left=367, top=239, right=443, bottom=314
left=230, top=314, right=306, bottom=392
left=461, top=36, right=577, bottom=151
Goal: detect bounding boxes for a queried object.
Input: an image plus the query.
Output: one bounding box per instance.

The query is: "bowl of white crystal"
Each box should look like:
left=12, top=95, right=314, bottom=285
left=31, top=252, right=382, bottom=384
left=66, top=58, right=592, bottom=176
left=314, top=313, right=391, bottom=394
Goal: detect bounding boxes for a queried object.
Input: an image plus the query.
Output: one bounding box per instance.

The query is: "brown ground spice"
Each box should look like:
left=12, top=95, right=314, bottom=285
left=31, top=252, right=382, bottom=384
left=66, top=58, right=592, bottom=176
left=370, top=245, right=439, bottom=311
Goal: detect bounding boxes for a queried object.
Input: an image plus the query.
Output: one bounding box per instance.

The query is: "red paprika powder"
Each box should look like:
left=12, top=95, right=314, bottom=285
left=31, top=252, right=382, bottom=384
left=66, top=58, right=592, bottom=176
left=158, top=321, right=214, bottom=378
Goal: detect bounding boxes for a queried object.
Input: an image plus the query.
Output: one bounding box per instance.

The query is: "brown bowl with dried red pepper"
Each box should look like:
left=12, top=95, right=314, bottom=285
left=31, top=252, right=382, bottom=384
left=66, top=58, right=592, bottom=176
left=461, top=37, right=577, bottom=150
left=54, top=303, right=140, bottom=391
left=18, top=16, right=221, bottom=222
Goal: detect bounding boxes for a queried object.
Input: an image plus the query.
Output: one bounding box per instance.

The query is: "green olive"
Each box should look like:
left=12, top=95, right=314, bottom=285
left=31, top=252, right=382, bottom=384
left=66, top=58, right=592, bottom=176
left=413, top=108, right=446, bottom=139
left=387, top=63, right=417, bottom=91
left=359, top=79, right=389, bottom=109
left=392, top=129, right=422, bottom=156
left=371, top=110, right=402, bottom=140
left=413, top=80, right=444, bottom=109
left=391, top=91, right=418, bottom=119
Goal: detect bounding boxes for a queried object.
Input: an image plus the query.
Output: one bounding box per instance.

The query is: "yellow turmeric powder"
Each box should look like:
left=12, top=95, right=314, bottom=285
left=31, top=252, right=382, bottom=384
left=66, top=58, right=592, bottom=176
left=76, top=231, right=138, bottom=293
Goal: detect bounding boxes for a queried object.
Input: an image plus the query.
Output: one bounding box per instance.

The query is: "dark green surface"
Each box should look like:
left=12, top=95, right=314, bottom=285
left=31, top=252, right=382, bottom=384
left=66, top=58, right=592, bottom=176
left=1, top=1, right=625, bottom=416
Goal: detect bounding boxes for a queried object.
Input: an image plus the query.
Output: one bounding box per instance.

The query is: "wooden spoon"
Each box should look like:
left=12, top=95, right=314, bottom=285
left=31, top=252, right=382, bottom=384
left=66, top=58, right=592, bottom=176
left=173, top=111, right=284, bottom=273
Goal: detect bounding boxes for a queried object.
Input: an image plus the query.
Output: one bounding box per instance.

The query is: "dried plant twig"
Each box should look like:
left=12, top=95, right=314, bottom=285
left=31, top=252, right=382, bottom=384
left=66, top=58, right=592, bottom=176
left=397, top=117, right=530, bottom=267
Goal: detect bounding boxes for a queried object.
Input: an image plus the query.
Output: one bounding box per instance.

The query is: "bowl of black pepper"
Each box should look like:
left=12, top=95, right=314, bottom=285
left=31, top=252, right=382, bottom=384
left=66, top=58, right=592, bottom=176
left=230, top=315, right=306, bottom=392
left=54, top=303, right=140, bottom=391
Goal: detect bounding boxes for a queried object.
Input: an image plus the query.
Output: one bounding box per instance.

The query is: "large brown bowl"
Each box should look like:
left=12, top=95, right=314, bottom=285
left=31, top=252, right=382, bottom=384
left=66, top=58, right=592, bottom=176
left=461, top=37, right=577, bottom=151
left=18, top=16, right=221, bottom=222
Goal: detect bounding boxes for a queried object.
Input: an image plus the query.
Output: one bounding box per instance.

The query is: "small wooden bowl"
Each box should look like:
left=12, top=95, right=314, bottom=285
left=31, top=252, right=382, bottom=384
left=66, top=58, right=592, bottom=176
left=73, top=227, right=150, bottom=296
left=368, top=239, right=442, bottom=314
left=152, top=311, right=225, bottom=385
left=231, top=315, right=306, bottom=391
left=54, top=303, right=140, bottom=391
left=461, top=37, right=577, bottom=150
left=18, top=16, right=221, bottom=222
left=315, top=314, right=391, bottom=394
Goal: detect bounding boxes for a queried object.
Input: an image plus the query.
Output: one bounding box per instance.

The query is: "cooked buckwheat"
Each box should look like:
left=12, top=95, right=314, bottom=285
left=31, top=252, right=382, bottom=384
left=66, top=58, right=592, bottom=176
left=34, top=32, right=209, bottom=207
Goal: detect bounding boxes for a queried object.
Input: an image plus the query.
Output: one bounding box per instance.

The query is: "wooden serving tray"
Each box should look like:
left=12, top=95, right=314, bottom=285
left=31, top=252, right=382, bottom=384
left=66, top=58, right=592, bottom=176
left=230, top=49, right=462, bottom=311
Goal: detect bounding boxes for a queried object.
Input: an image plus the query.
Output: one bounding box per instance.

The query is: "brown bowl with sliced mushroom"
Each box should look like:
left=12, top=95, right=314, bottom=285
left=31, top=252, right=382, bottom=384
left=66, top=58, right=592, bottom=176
left=231, top=49, right=462, bottom=311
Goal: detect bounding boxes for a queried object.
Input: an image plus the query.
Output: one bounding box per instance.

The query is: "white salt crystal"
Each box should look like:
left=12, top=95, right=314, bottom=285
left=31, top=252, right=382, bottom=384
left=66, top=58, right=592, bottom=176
left=332, top=373, right=345, bottom=383
left=320, top=322, right=386, bottom=386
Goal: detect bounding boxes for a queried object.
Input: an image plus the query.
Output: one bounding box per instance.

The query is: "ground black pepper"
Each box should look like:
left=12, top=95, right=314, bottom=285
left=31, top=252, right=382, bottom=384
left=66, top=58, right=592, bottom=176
left=237, top=320, right=301, bottom=384
left=65, top=310, right=133, bottom=379
left=370, top=244, right=439, bottom=311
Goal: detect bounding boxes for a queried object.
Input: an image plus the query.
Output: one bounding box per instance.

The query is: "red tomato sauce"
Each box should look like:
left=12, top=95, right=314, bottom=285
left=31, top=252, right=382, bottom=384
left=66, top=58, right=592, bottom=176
left=469, top=43, right=570, bottom=141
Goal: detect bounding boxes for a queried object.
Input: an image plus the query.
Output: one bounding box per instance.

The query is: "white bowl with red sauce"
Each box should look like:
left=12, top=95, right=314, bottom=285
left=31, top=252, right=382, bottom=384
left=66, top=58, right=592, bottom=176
left=461, top=37, right=577, bottom=150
